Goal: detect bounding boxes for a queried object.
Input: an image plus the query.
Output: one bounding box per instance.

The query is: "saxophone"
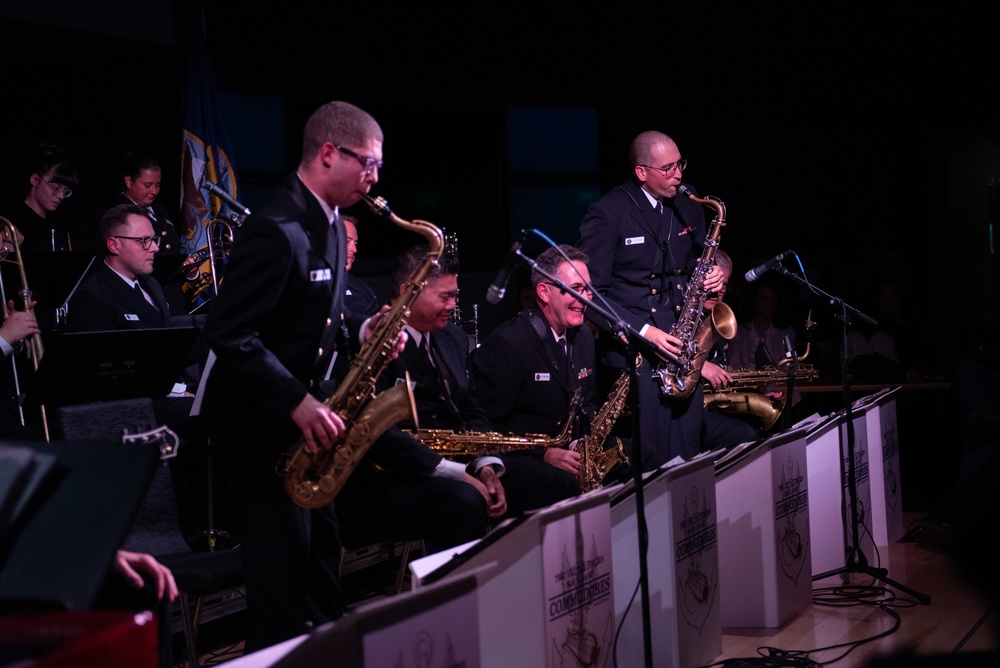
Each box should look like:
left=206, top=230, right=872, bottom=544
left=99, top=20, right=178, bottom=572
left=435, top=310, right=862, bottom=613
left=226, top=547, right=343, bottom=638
left=578, top=365, right=633, bottom=492
left=280, top=195, right=443, bottom=508
left=654, top=186, right=737, bottom=398
left=410, top=389, right=582, bottom=456
left=703, top=364, right=819, bottom=431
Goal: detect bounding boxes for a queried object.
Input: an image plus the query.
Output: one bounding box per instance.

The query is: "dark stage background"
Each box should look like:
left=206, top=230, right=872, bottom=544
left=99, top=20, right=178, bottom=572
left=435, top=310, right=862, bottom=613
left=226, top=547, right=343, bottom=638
left=2, top=2, right=999, bottom=377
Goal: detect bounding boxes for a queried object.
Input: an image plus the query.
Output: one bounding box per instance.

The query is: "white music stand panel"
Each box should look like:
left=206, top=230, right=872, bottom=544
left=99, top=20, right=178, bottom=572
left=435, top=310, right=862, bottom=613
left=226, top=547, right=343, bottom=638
left=805, top=410, right=876, bottom=582
left=716, top=424, right=813, bottom=628
left=857, top=387, right=904, bottom=546
left=409, top=490, right=615, bottom=668
left=611, top=455, right=721, bottom=668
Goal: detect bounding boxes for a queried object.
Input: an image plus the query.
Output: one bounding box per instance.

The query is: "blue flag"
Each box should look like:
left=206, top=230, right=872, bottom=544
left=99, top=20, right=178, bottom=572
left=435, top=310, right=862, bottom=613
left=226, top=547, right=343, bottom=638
left=178, top=0, right=241, bottom=312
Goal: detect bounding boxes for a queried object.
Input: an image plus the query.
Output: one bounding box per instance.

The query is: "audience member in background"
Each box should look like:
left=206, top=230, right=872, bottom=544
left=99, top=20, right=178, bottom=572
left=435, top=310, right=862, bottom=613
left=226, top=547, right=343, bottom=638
left=727, top=279, right=797, bottom=371
left=846, top=275, right=936, bottom=383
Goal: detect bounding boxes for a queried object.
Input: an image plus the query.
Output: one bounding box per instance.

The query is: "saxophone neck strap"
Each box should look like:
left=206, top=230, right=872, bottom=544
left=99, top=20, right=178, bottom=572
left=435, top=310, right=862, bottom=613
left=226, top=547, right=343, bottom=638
left=519, top=307, right=576, bottom=390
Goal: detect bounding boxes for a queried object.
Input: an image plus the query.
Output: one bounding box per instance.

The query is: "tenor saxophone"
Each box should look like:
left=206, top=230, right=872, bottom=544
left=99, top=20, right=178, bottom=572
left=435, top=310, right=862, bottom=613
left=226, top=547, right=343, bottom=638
left=578, top=364, right=633, bottom=492
left=280, top=195, right=443, bottom=508
left=410, top=389, right=582, bottom=456
left=654, top=186, right=737, bottom=398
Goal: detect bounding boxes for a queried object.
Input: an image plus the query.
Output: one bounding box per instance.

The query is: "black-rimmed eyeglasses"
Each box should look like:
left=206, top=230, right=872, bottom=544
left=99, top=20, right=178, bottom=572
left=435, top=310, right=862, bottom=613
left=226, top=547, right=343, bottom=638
left=639, top=158, right=687, bottom=177
left=115, top=235, right=161, bottom=250
left=544, top=282, right=593, bottom=297
left=335, top=145, right=383, bottom=175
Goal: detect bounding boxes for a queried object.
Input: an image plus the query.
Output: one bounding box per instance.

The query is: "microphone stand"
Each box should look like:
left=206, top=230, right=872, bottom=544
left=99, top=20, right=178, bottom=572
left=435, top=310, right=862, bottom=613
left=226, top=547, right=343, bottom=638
left=507, top=244, right=678, bottom=668
left=769, top=266, right=930, bottom=603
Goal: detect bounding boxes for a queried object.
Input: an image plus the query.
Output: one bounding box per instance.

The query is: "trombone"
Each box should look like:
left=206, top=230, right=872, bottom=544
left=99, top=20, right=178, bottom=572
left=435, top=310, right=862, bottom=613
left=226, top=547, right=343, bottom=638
left=0, top=216, right=50, bottom=441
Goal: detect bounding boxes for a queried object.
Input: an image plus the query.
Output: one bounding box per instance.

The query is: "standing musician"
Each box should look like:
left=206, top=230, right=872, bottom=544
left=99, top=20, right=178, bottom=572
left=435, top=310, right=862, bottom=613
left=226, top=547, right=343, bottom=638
left=576, top=130, right=725, bottom=462
left=195, top=101, right=489, bottom=652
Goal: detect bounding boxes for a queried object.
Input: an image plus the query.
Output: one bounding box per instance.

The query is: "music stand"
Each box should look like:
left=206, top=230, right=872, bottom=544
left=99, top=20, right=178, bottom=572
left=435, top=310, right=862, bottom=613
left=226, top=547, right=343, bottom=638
left=24, top=328, right=201, bottom=412
left=0, top=439, right=160, bottom=611
left=8, top=251, right=97, bottom=311
left=768, top=264, right=930, bottom=603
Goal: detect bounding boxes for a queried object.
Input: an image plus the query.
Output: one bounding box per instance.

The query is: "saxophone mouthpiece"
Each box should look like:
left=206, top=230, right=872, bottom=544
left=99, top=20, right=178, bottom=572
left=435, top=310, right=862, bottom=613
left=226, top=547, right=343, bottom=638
left=678, top=185, right=694, bottom=199
left=361, top=194, right=391, bottom=217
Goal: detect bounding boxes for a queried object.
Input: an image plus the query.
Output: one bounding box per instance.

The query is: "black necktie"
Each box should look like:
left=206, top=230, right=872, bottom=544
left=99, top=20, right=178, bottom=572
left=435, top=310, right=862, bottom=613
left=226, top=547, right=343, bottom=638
left=423, top=336, right=452, bottom=398
left=755, top=340, right=770, bottom=368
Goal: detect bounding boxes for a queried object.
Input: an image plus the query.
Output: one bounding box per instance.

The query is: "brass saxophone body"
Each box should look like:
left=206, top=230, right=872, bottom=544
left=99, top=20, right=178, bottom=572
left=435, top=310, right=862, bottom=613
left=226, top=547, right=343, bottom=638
left=703, top=364, right=819, bottom=431
left=654, top=187, right=737, bottom=398
left=578, top=365, right=634, bottom=492
left=280, top=195, right=443, bottom=508
left=410, top=390, right=582, bottom=457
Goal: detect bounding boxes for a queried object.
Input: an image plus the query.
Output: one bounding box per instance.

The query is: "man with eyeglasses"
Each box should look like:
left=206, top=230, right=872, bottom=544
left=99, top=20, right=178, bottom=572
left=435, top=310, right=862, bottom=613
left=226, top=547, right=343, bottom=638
left=472, top=245, right=653, bottom=488
left=67, top=203, right=172, bottom=330
left=577, top=130, right=726, bottom=463
left=2, top=142, right=78, bottom=253
left=196, top=100, right=489, bottom=652
left=358, top=244, right=578, bottom=536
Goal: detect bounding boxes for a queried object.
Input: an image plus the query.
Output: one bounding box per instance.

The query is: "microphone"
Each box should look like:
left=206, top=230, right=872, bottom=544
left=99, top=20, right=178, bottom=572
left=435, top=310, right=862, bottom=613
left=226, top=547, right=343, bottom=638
left=203, top=180, right=252, bottom=219
left=485, top=233, right=526, bottom=305
left=745, top=250, right=793, bottom=282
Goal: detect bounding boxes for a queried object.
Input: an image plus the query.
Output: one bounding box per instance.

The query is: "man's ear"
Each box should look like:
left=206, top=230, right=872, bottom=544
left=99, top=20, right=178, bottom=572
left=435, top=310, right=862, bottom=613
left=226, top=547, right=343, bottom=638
left=106, top=236, right=120, bottom=256
left=319, top=142, right=338, bottom=168
left=29, top=173, right=40, bottom=188
left=536, top=282, right=550, bottom=307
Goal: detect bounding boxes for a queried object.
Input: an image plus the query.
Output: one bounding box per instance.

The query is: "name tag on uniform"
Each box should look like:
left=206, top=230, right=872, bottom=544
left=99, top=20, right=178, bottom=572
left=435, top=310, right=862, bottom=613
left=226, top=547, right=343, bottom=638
left=534, top=372, right=551, bottom=381
left=395, top=377, right=417, bottom=390
left=310, top=269, right=332, bottom=282
left=624, top=236, right=644, bottom=246
left=125, top=314, right=139, bottom=321
left=345, top=289, right=354, bottom=296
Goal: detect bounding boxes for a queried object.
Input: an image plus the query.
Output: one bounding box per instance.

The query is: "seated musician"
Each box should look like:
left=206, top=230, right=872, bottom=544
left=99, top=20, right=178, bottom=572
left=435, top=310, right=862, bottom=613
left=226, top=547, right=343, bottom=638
left=699, top=250, right=761, bottom=452
left=342, top=214, right=380, bottom=318
left=375, top=245, right=579, bottom=520
left=471, top=245, right=661, bottom=489
left=64, top=203, right=211, bottom=540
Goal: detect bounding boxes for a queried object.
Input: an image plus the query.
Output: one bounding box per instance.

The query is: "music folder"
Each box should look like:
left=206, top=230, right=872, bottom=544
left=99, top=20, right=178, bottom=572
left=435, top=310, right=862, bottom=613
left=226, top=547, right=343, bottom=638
left=24, top=327, right=201, bottom=410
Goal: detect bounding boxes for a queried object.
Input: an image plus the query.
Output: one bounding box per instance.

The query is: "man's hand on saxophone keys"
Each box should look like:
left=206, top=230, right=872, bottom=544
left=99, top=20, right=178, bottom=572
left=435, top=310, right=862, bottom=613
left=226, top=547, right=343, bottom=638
left=544, top=446, right=581, bottom=475
left=703, top=265, right=726, bottom=293
left=700, top=361, right=732, bottom=390
left=291, top=394, right=347, bottom=453
left=644, top=326, right=684, bottom=359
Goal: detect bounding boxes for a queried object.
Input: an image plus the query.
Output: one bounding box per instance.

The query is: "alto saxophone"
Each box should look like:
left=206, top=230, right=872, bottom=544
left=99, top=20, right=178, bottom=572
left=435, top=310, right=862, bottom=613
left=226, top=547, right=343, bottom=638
left=578, top=364, right=633, bottom=492
left=410, top=389, right=582, bottom=456
left=280, top=195, right=443, bottom=508
left=654, top=186, right=737, bottom=398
